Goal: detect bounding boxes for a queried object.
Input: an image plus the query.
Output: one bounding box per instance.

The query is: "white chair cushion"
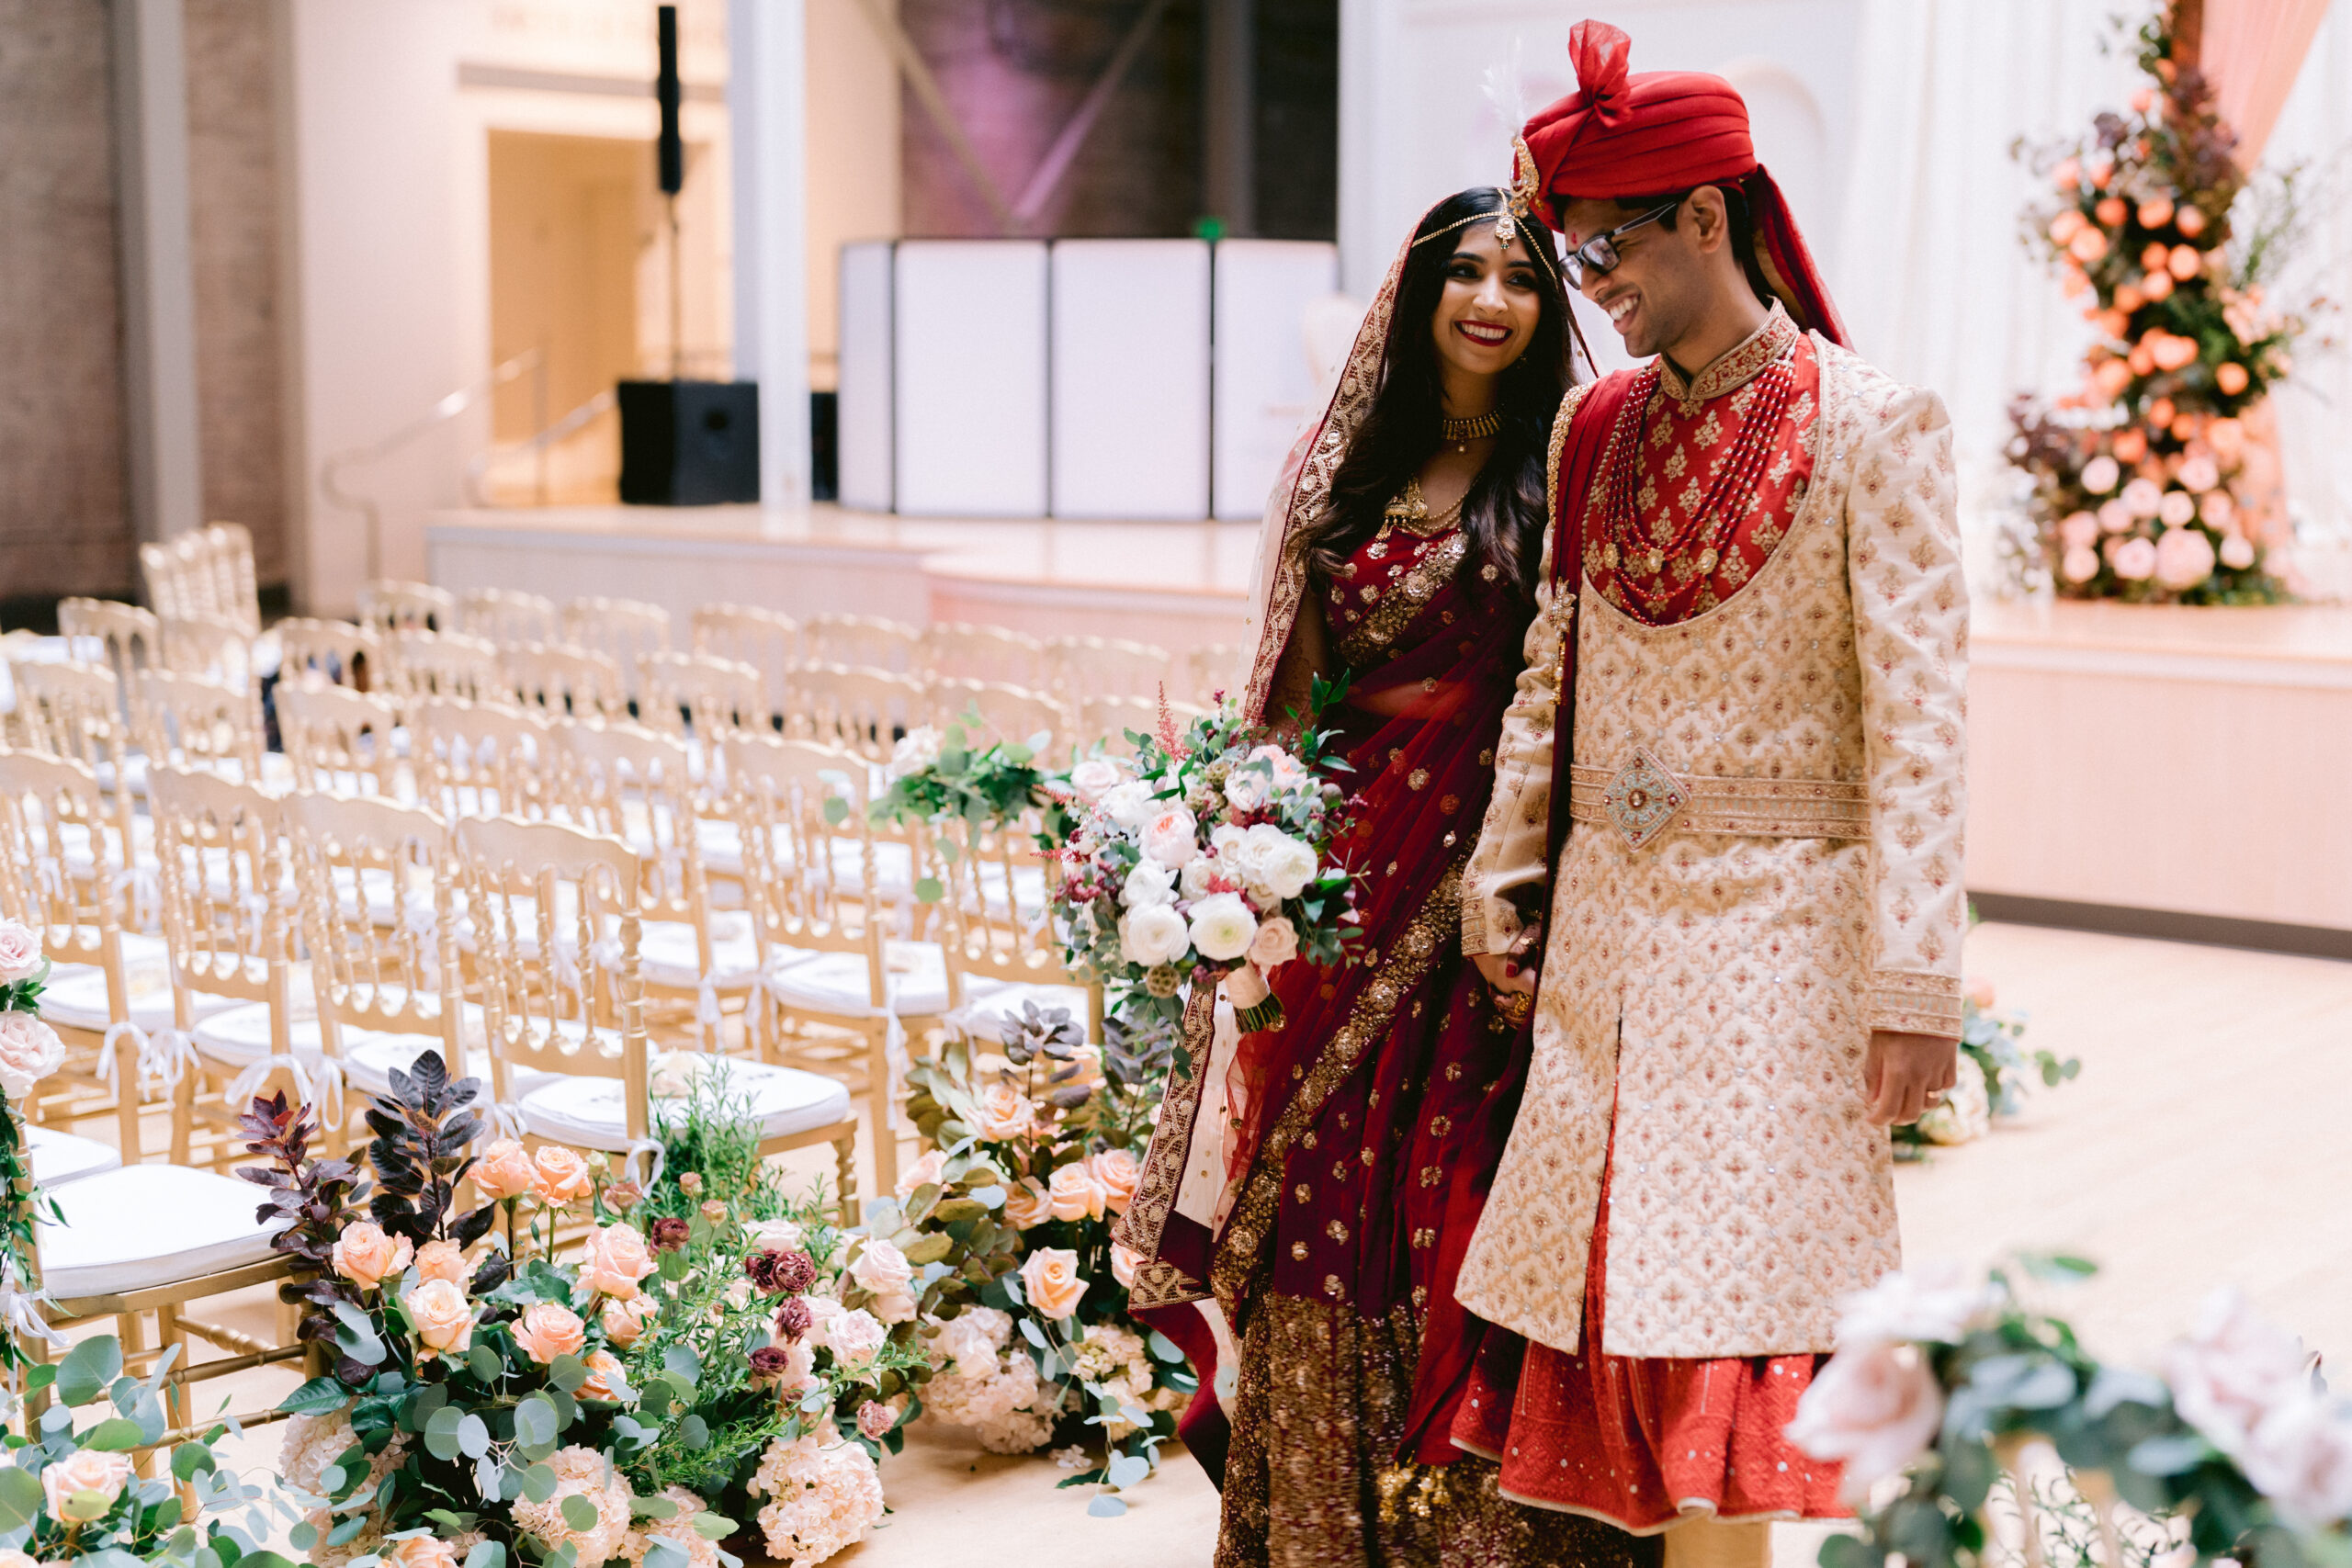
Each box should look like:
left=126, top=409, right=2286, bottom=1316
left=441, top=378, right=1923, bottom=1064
left=40, top=1164, right=283, bottom=1299
left=190, top=1004, right=323, bottom=1068
left=944, top=979, right=1095, bottom=1044
left=27, top=1127, right=121, bottom=1186
left=38, top=961, right=242, bottom=1034
left=762, top=941, right=949, bottom=1020
left=339, top=1021, right=557, bottom=1103
left=516, top=1058, right=851, bottom=1151
left=637, top=913, right=763, bottom=989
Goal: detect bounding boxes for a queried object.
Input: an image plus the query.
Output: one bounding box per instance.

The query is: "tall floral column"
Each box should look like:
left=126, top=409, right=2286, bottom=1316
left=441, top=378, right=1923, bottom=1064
left=0, top=919, right=68, bottom=1382
left=2008, top=8, right=2312, bottom=604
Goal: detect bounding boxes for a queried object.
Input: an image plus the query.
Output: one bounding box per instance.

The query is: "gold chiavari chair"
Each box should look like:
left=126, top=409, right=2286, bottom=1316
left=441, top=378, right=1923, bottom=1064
left=275, top=617, right=381, bottom=691
left=139, top=523, right=259, bottom=635
left=385, top=628, right=510, bottom=705
left=923, top=623, right=1055, bottom=690
left=58, top=600, right=162, bottom=725
left=929, top=679, right=1074, bottom=759
left=639, top=650, right=765, bottom=741
left=458, top=812, right=859, bottom=1214
left=805, top=613, right=922, bottom=676
left=1179, top=642, right=1247, bottom=708
left=506, top=642, right=628, bottom=726
left=1044, top=634, right=1173, bottom=704
left=690, top=604, right=800, bottom=728
left=277, top=682, right=404, bottom=799
left=792, top=663, right=925, bottom=763
left=411, top=696, right=554, bottom=823
left=7, top=659, right=146, bottom=859
left=734, top=733, right=950, bottom=1197
left=358, top=580, right=457, bottom=636
left=135, top=671, right=286, bottom=792
left=158, top=612, right=261, bottom=694
left=932, top=807, right=1101, bottom=1045
left=560, top=597, right=671, bottom=707
left=461, top=588, right=560, bottom=649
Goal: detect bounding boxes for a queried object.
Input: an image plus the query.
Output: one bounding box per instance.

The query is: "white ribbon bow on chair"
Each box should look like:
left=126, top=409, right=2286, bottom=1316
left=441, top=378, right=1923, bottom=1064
left=99, top=1021, right=201, bottom=1095
left=108, top=865, right=162, bottom=934
left=621, top=1138, right=666, bottom=1190
left=225, top=1054, right=345, bottom=1128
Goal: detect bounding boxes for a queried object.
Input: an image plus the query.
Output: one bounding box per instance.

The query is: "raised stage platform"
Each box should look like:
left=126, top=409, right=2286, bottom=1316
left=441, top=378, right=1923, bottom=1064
left=425, top=503, right=2352, bottom=946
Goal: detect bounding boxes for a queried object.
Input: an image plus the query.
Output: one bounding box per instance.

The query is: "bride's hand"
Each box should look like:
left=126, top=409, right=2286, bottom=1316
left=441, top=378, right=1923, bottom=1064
left=1473, top=953, right=1534, bottom=997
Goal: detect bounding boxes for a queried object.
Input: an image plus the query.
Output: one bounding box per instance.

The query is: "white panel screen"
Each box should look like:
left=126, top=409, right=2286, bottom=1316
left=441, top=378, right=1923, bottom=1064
left=1050, top=240, right=1211, bottom=520
left=1213, top=240, right=1340, bottom=521
left=894, top=242, right=1048, bottom=516
left=836, top=243, right=895, bottom=513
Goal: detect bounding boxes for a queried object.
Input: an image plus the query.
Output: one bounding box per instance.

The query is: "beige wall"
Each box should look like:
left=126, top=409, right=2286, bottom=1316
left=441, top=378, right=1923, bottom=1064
left=0, top=0, right=132, bottom=604
left=805, top=0, right=900, bottom=392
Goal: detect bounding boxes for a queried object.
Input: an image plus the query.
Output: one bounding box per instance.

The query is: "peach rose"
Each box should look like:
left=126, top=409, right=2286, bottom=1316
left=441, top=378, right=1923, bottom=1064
left=413, top=1239, right=468, bottom=1285
left=40, top=1446, right=133, bottom=1517
left=0, top=919, right=41, bottom=984
left=1046, top=1161, right=1107, bottom=1223
left=1020, top=1247, right=1089, bottom=1321
left=330, top=1221, right=414, bottom=1292
left=1785, top=1341, right=1944, bottom=1503
left=383, top=1537, right=461, bottom=1568
left=577, top=1348, right=628, bottom=1402
left=403, top=1278, right=475, bottom=1354
left=532, top=1145, right=593, bottom=1205
left=512, top=1301, right=587, bottom=1364
left=471, top=1138, right=538, bottom=1202
left=1088, top=1148, right=1141, bottom=1215
left=1003, top=1176, right=1053, bottom=1230
left=893, top=1147, right=947, bottom=1201
left=577, top=1224, right=654, bottom=1301
left=1964, top=976, right=1997, bottom=1012
left=1111, top=1242, right=1143, bottom=1290
left=972, top=1079, right=1036, bottom=1143
left=601, top=1293, right=657, bottom=1348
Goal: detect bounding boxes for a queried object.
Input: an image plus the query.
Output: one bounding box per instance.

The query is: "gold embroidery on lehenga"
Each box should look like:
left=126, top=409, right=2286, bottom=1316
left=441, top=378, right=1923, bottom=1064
left=1335, top=532, right=1468, bottom=670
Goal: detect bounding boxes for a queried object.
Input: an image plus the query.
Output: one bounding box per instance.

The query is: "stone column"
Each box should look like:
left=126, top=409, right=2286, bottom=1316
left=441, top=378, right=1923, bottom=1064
left=110, top=0, right=206, bottom=547
left=729, top=0, right=811, bottom=509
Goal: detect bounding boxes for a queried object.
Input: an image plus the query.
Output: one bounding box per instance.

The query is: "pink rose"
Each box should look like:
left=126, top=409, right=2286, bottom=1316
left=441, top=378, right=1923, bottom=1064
left=1137, top=805, right=1200, bottom=869
left=1046, top=1161, right=1107, bottom=1223
left=826, top=1307, right=889, bottom=1371
left=0, top=1012, right=62, bottom=1101
left=2221, top=533, right=2257, bottom=570
left=2058, top=512, right=2098, bottom=551
left=330, top=1221, right=414, bottom=1292
left=1831, top=1263, right=1990, bottom=1348
left=402, top=1278, right=475, bottom=1354
left=1020, top=1247, right=1090, bottom=1321
left=2163, top=1288, right=2312, bottom=1458
left=2154, top=526, right=2216, bottom=591
left=532, top=1145, right=593, bottom=1205
left=2109, top=536, right=2158, bottom=581
left=2241, top=1388, right=2352, bottom=1529
left=40, top=1446, right=132, bottom=1517
left=471, top=1139, right=538, bottom=1202
left=973, top=1079, right=1039, bottom=1143
left=577, top=1224, right=655, bottom=1301
left=1111, top=1243, right=1143, bottom=1290
left=601, top=1293, right=657, bottom=1348
left=0, top=919, right=42, bottom=984
left=1247, top=915, right=1298, bottom=969
left=1088, top=1149, right=1141, bottom=1215
left=1785, top=1341, right=1943, bottom=1503
left=413, top=1239, right=468, bottom=1285
left=894, top=1147, right=947, bottom=1202
left=512, top=1301, right=588, bottom=1364
left=1003, top=1177, right=1053, bottom=1230
left=2061, top=546, right=2101, bottom=584
left=383, top=1537, right=461, bottom=1568
left=577, top=1348, right=628, bottom=1402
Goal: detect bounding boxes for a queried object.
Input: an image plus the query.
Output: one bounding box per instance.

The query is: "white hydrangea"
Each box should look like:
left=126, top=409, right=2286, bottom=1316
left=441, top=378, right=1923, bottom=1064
left=748, top=1433, right=887, bottom=1567
left=510, top=1444, right=632, bottom=1566
left=619, top=1485, right=721, bottom=1568
left=278, top=1413, right=411, bottom=1568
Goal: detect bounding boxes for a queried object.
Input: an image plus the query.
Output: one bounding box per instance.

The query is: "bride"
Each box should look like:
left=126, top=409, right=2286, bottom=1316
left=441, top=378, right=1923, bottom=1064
left=1115, top=186, right=1651, bottom=1567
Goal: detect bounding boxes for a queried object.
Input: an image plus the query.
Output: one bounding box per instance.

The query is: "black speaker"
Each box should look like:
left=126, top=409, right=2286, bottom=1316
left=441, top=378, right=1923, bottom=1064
left=655, top=6, right=683, bottom=196
left=617, top=379, right=760, bottom=505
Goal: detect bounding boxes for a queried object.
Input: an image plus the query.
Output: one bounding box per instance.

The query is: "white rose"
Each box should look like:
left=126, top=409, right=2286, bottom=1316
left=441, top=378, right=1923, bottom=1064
left=1118, top=905, right=1190, bottom=967
left=1068, top=756, right=1125, bottom=805
left=1186, top=893, right=1259, bottom=963
left=2154, top=526, right=2216, bottom=592
left=2220, top=533, right=2257, bottom=570
left=0, top=920, right=41, bottom=985
left=849, top=1238, right=913, bottom=1298
left=1222, top=768, right=1271, bottom=814
left=744, top=1218, right=805, bottom=1254
left=2098, top=499, right=2133, bottom=533
left=2061, top=546, right=2101, bottom=584
left=886, top=727, right=942, bottom=782
left=0, top=1013, right=64, bottom=1101
left=1247, top=915, right=1298, bottom=969
left=2120, top=477, right=2165, bottom=519
left=827, top=1308, right=889, bottom=1371
left=2079, top=455, right=2120, bottom=494
left=1138, top=805, right=1200, bottom=869
left=1100, top=782, right=1153, bottom=829
left=1249, top=745, right=1309, bottom=791
left=1831, top=1262, right=1993, bottom=1348
left=1179, top=857, right=1224, bottom=901
left=1118, top=859, right=1178, bottom=909
left=1784, top=1341, right=1944, bottom=1504
left=1242, top=824, right=1317, bottom=900
left=2157, top=489, right=2197, bottom=527
left=1913, top=1055, right=1992, bottom=1146
left=2163, top=1288, right=2312, bottom=1458
left=800, top=1292, right=847, bottom=1351
left=2241, top=1389, right=2352, bottom=1528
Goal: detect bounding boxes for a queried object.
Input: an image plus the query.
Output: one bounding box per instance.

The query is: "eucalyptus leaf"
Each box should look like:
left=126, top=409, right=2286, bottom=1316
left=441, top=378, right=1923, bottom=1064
left=1086, top=1493, right=1129, bottom=1517
left=83, top=1416, right=146, bottom=1451
left=522, top=1463, right=560, bottom=1503
left=0, top=1465, right=41, bottom=1531
left=56, top=1336, right=123, bottom=1407
left=424, top=1405, right=467, bottom=1461
left=463, top=1544, right=508, bottom=1568
left=560, top=1494, right=601, bottom=1532
left=1105, top=1452, right=1151, bottom=1490
left=458, top=1412, right=492, bottom=1459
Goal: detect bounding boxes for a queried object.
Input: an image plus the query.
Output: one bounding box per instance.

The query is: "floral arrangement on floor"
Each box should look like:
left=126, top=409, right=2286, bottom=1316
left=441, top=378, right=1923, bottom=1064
left=1788, top=1258, right=2352, bottom=1568
left=868, top=707, right=1078, bottom=866
left=1897, top=979, right=2082, bottom=1153
left=243, top=1054, right=938, bottom=1568
left=898, top=1004, right=1195, bottom=1516
left=0, top=919, right=65, bottom=1384
left=2006, top=7, right=2324, bottom=604
left=1048, top=685, right=1358, bottom=1053
left=0, top=1331, right=297, bottom=1566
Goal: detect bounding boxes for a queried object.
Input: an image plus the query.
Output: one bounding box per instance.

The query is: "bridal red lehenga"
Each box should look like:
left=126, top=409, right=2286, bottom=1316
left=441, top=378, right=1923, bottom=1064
left=1113, top=202, right=1656, bottom=1568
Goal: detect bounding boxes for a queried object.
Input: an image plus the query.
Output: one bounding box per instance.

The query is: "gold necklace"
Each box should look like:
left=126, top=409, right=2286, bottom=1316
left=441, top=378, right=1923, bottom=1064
left=1385, top=476, right=1464, bottom=539
left=1441, top=411, right=1502, bottom=453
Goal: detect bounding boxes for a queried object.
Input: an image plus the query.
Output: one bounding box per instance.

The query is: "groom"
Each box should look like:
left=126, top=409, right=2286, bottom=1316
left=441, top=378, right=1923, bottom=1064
left=1444, top=21, right=1969, bottom=1568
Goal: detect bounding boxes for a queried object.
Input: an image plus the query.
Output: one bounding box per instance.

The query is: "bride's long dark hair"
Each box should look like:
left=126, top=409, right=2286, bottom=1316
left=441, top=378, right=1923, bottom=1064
left=1302, top=187, right=1576, bottom=602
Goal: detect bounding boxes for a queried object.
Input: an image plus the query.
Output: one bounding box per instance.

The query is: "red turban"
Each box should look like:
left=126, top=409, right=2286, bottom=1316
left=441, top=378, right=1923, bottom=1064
left=1519, top=19, right=1848, bottom=345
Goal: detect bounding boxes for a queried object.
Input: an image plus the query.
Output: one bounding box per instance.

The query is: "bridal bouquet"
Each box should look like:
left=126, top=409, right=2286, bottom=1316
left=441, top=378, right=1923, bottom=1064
left=1048, top=685, right=1358, bottom=1043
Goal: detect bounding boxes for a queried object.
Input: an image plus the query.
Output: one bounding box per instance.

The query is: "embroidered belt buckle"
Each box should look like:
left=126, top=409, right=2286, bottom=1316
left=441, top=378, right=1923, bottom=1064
left=1602, top=747, right=1690, bottom=852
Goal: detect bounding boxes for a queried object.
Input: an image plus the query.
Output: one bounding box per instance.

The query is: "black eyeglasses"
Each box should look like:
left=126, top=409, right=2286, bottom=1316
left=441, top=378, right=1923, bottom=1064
left=1562, top=198, right=1684, bottom=288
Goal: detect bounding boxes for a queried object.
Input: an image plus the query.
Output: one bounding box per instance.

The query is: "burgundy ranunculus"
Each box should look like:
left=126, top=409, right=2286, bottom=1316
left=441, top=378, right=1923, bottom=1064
left=748, top=1345, right=795, bottom=1382
left=773, top=1296, right=814, bottom=1343
left=771, top=1248, right=819, bottom=1295
left=856, top=1401, right=896, bottom=1439
left=649, top=1217, right=692, bottom=1254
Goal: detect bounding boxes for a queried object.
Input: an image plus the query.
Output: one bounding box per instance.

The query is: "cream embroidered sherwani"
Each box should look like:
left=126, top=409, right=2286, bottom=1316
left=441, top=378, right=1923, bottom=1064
left=1453, top=324, right=1970, bottom=1359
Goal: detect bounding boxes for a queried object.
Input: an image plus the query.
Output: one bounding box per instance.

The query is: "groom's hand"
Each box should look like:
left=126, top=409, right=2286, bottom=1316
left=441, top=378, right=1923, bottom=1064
left=1473, top=953, right=1536, bottom=997
left=1863, top=1030, right=1960, bottom=1126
